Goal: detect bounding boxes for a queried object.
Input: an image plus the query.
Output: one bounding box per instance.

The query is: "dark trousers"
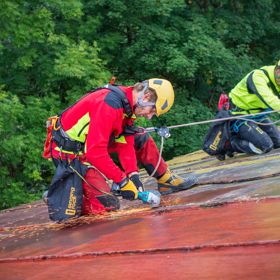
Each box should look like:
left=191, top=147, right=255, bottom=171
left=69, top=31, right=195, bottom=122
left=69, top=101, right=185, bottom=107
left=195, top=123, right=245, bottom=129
left=230, top=118, right=280, bottom=154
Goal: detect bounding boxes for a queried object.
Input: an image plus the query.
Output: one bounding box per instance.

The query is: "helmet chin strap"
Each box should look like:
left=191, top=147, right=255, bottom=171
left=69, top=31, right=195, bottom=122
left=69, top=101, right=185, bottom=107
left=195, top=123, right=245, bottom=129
left=136, top=81, right=156, bottom=108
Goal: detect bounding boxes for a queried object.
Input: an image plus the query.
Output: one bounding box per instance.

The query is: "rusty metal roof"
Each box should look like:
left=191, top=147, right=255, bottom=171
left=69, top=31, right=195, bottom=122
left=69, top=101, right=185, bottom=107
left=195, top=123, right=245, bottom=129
left=1, top=149, right=280, bottom=279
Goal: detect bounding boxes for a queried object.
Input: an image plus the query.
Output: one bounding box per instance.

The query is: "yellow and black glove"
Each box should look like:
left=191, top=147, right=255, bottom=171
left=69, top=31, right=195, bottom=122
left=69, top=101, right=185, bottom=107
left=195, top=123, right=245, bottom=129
left=119, top=177, right=138, bottom=200
left=129, top=172, right=144, bottom=192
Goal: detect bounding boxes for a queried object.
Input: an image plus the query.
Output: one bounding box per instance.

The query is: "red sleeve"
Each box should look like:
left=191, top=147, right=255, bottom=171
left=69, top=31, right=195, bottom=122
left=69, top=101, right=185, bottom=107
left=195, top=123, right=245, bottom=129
left=113, top=135, right=138, bottom=176
left=85, top=103, right=126, bottom=183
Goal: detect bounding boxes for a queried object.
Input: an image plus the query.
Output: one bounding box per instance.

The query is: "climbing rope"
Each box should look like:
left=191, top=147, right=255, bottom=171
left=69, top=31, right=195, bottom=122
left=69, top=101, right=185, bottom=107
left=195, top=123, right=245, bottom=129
left=145, top=110, right=280, bottom=134
left=149, top=136, right=165, bottom=178
left=145, top=109, right=280, bottom=179
left=73, top=110, right=280, bottom=191
left=69, top=165, right=113, bottom=196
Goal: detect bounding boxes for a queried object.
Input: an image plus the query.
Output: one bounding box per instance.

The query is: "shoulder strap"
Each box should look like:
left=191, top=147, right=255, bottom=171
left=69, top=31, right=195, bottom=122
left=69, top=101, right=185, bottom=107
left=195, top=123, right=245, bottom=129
left=260, top=68, right=280, bottom=99
left=59, top=85, right=133, bottom=118
left=246, top=71, right=271, bottom=108
left=104, top=85, right=133, bottom=118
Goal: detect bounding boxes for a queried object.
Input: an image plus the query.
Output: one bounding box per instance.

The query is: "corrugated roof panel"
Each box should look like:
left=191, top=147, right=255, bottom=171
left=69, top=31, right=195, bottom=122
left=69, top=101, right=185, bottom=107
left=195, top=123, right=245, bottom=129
left=0, top=148, right=280, bottom=279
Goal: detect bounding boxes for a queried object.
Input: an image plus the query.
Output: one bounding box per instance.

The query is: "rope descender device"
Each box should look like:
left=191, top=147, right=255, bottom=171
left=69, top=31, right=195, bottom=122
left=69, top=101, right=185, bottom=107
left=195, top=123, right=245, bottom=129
left=156, top=127, right=171, bottom=139
left=145, top=126, right=171, bottom=139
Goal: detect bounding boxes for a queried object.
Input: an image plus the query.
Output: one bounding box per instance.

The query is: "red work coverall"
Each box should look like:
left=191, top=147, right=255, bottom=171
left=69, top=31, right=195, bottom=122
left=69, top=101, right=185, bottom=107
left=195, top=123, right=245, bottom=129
left=51, top=86, right=167, bottom=214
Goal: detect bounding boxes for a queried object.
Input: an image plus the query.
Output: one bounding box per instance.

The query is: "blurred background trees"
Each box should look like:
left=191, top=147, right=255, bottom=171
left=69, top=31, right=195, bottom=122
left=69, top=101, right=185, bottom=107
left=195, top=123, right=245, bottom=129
left=0, top=0, right=279, bottom=209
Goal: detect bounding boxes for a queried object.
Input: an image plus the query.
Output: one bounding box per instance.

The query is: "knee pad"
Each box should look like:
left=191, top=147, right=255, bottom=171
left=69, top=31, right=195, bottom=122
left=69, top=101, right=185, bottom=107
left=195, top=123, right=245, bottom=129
left=96, top=194, right=120, bottom=211
left=231, top=138, right=263, bottom=154
left=245, top=141, right=272, bottom=154
left=237, top=123, right=274, bottom=154
left=248, top=142, right=264, bottom=154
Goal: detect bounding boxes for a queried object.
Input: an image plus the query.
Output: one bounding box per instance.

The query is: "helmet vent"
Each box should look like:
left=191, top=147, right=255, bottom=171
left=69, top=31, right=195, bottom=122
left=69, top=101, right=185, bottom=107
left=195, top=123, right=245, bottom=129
left=161, top=100, right=168, bottom=110
left=153, top=79, right=163, bottom=85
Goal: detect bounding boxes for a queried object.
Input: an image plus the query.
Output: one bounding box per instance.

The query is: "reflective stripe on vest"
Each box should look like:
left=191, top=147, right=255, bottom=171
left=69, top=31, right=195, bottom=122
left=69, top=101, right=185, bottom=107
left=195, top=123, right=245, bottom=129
left=115, top=135, right=127, bottom=144
left=65, top=113, right=90, bottom=143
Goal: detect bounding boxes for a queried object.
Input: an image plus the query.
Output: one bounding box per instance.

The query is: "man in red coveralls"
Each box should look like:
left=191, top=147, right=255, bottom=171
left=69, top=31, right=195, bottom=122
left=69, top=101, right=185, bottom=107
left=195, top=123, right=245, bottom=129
left=49, top=79, right=198, bottom=214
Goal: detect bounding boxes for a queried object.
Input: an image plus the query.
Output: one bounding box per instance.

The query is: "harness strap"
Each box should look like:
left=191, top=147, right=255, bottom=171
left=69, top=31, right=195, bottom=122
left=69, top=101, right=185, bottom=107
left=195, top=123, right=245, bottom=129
left=52, top=118, right=84, bottom=153
left=104, top=84, right=133, bottom=118
left=53, top=85, right=134, bottom=152
left=246, top=71, right=271, bottom=108
left=230, top=68, right=280, bottom=114
left=260, top=68, right=280, bottom=99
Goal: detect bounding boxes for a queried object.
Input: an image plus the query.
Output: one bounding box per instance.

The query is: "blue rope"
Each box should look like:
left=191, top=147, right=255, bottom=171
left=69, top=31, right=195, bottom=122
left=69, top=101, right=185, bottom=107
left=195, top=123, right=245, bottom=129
left=230, top=109, right=271, bottom=133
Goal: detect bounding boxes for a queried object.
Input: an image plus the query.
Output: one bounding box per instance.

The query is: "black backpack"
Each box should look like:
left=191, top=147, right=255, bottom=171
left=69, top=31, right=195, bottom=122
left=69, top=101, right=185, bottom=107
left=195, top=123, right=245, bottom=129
left=202, top=110, right=232, bottom=156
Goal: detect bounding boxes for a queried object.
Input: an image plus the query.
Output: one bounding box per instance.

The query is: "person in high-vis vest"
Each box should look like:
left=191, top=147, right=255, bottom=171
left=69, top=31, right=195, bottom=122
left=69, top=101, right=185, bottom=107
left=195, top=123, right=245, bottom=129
left=49, top=79, right=198, bottom=214
left=228, top=60, right=280, bottom=155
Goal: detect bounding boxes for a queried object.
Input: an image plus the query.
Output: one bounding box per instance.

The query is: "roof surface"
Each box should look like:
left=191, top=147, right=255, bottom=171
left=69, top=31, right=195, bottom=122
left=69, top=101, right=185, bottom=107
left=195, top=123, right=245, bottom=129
left=1, top=148, right=280, bottom=279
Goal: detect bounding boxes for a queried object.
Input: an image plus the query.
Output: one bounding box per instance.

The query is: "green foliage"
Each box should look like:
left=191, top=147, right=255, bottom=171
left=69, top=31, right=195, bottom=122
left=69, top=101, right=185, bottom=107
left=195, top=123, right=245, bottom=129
left=0, top=0, right=110, bottom=102
left=0, top=0, right=279, bottom=209
left=0, top=89, right=58, bottom=209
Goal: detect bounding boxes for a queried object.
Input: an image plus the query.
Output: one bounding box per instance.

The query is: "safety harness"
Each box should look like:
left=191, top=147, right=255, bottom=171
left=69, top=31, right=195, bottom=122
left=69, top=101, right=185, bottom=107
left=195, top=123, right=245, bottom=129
left=51, top=85, right=133, bottom=154
left=230, top=68, right=280, bottom=114
left=44, top=85, right=132, bottom=221
left=52, top=118, right=85, bottom=154
left=227, top=68, right=280, bottom=133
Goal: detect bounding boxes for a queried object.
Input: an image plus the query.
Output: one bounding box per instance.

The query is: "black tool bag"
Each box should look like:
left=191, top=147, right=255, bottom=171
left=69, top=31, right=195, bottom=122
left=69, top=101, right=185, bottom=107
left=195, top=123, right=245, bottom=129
left=202, top=110, right=232, bottom=156
left=47, top=158, right=87, bottom=222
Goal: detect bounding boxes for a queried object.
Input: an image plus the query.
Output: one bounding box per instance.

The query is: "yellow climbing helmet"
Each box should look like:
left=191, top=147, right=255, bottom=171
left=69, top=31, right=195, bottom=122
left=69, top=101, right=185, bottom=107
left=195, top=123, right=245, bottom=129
left=148, top=78, right=174, bottom=116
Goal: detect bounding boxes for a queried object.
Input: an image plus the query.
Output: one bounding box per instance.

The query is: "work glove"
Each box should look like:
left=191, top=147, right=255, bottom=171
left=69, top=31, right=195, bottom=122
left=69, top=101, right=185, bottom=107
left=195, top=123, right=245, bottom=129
left=118, top=177, right=138, bottom=200
left=129, top=172, right=144, bottom=192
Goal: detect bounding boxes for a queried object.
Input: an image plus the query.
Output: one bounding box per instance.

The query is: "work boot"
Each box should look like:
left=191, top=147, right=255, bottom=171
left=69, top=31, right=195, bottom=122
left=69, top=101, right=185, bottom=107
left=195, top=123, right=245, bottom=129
left=157, top=169, right=198, bottom=195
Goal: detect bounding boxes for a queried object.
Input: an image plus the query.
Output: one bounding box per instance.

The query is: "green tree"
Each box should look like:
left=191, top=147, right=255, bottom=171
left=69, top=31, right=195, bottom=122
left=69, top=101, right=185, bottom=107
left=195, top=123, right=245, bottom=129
left=0, top=0, right=279, bottom=209
left=0, top=0, right=110, bottom=209
left=0, top=0, right=110, bottom=102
